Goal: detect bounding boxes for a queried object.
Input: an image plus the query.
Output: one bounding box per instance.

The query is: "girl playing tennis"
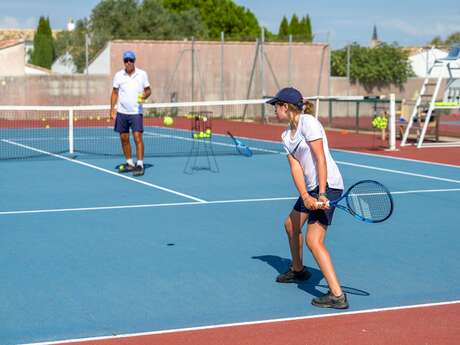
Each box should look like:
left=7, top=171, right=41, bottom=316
left=267, top=87, right=348, bottom=309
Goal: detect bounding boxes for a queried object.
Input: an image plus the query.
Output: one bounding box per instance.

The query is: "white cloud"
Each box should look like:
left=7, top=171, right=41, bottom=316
left=381, top=18, right=460, bottom=37
left=0, top=16, right=36, bottom=29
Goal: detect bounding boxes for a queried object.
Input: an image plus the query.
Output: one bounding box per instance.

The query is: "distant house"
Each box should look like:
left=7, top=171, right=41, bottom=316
left=0, top=40, right=27, bottom=75
left=0, top=39, right=51, bottom=76
left=85, top=42, right=111, bottom=75
left=52, top=52, right=77, bottom=74
left=408, top=47, right=460, bottom=78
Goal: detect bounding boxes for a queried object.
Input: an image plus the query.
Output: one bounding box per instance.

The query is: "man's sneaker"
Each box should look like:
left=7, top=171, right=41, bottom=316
left=276, top=266, right=311, bottom=283
left=118, top=163, right=135, bottom=173
left=133, top=164, right=144, bottom=176
left=311, top=291, right=349, bottom=309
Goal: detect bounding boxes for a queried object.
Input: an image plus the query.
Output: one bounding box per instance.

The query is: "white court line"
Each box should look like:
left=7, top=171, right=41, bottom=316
left=19, top=299, right=460, bottom=345
left=333, top=148, right=460, bottom=169
left=336, top=161, right=460, bottom=184
left=1, top=139, right=206, bottom=203
left=2, top=188, right=459, bottom=216
left=143, top=130, right=283, bottom=154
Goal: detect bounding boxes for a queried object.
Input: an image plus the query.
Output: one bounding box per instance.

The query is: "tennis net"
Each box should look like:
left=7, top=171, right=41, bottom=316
left=0, top=99, right=284, bottom=160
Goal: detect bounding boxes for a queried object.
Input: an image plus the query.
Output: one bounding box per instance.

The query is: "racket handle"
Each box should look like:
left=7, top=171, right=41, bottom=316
left=315, top=201, right=330, bottom=207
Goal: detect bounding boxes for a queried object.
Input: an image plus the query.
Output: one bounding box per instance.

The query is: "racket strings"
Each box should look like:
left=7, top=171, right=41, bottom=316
left=346, top=182, right=393, bottom=222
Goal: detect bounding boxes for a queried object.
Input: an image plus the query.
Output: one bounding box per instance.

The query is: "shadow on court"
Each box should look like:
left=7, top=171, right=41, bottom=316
left=252, top=255, right=370, bottom=298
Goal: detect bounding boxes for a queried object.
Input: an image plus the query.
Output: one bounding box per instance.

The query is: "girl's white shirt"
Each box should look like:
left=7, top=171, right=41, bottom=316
left=281, top=114, right=344, bottom=191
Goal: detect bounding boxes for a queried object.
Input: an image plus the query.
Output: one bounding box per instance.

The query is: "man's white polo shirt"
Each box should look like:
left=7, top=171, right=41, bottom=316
left=113, top=68, right=150, bottom=114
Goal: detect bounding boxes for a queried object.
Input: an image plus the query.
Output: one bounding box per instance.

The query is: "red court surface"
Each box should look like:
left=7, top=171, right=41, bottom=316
left=48, top=302, right=460, bottom=345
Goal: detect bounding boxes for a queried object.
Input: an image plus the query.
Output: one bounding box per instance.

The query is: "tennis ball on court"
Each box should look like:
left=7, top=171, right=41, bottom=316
left=118, top=164, right=125, bottom=172
left=163, top=116, right=173, bottom=126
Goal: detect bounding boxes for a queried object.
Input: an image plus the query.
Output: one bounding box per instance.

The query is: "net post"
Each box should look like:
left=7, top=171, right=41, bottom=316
left=315, top=97, right=320, bottom=118
left=388, top=93, right=397, bottom=151
left=68, top=108, right=74, bottom=154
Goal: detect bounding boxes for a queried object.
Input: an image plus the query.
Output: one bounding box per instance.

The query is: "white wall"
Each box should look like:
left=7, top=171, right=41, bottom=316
left=86, top=42, right=110, bottom=75
left=410, top=48, right=460, bottom=78
left=52, top=52, right=77, bottom=74
left=0, top=42, right=25, bottom=76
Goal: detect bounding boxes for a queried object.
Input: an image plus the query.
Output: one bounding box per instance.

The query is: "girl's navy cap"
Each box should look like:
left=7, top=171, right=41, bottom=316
left=267, top=87, right=303, bottom=109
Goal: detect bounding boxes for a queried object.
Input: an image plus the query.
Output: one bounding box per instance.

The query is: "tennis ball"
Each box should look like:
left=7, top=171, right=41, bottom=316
left=118, top=164, right=125, bottom=172
left=163, top=116, right=173, bottom=126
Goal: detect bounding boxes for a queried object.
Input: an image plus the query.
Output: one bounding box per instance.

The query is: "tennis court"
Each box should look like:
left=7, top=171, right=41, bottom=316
left=1, top=110, right=459, bottom=344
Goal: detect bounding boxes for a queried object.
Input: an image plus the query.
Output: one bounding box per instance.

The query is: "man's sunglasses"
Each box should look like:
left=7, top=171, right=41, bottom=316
left=123, top=58, right=135, bottom=63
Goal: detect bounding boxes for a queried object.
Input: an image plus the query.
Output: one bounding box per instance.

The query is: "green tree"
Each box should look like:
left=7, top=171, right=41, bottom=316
left=298, top=15, right=313, bottom=42
left=331, top=43, right=414, bottom=89
left=137, top=0, right=206, bottom=40
left=289, top=14, right=300, bottom=40
left=30, top=16, right=55, bottom=69
left=163, top=0, right=262, bottom=40
left=305, top=15, right=313, bottom=42
left=55, top=18, right=91, bottom=72
left=89, top=0, right=139, bottom=50
left=278, top=16, right=289, bottom=40
left=429, top=32, right=460, bottom=47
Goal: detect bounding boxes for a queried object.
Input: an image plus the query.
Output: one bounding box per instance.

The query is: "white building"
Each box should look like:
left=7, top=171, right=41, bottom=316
left=52, top=52, right=77, bottom=74
left=409, top=47, right=460, bottom=78
left=0, top=39, right=51, bottom=76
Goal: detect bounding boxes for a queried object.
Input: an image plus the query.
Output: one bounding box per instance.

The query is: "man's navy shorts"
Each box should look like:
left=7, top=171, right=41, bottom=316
left=114, top=112, right=143, bottom=133
left=293, top=186, right=343, bottom=226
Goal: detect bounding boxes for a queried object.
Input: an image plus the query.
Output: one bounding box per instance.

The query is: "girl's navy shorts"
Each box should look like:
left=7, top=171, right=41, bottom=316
left=293, top=186, right=343, bottom=226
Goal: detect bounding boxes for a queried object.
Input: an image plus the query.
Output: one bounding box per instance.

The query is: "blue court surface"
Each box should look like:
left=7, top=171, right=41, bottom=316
left=1, top=142, right=460, bottom=345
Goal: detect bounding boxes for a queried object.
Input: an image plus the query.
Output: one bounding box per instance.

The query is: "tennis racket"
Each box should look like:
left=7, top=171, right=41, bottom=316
left=317, top=180, right=393, bottom=223
left=227, top=131, right=253, bottom=157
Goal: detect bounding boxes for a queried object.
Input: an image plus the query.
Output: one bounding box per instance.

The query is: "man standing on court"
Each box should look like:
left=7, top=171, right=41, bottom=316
left=110, top=50, right=151, bottom=176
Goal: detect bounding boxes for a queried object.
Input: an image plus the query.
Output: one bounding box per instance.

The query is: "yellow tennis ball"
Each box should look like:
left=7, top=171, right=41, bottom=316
left=163, top=116, right=173, bottom=126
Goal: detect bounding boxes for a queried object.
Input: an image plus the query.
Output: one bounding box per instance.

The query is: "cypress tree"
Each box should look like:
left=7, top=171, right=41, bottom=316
left=278, top=16, right=289, bottom=40
left=289, top=14, right=300, bottom=40
left=30, top=16, right=55, bottom=69
left=305, top=15, right=313, bottom=42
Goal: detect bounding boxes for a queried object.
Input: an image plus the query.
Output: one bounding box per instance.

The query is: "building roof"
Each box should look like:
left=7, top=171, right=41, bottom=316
left=0, top=39, right=24, bottom=50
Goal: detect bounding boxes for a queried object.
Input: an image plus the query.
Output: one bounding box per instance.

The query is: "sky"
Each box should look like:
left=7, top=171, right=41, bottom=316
left=1, top=0, right=460, bottom=48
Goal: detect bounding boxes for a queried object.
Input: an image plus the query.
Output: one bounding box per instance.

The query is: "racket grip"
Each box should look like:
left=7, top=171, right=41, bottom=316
left=315, top=201, right=330, bottom=207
